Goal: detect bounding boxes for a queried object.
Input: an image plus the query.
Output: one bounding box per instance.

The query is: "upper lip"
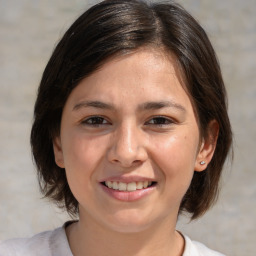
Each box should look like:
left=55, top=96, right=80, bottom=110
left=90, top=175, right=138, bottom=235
left=99, top=175, right=156, bottom=183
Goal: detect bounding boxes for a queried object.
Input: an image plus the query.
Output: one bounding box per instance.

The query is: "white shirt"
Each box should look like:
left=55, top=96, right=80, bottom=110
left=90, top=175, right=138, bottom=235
left=0, top=224, right=225, bottom=256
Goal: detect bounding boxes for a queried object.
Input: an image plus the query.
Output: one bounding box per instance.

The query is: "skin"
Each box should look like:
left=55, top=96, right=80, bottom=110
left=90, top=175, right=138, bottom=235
left=53, top=48, right=218, bottom=256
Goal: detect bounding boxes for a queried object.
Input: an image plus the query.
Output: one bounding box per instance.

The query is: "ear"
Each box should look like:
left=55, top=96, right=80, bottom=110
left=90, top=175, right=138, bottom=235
left=194, top=120, right=219, bottom=172
left=53, top=136, right=65, bottom=168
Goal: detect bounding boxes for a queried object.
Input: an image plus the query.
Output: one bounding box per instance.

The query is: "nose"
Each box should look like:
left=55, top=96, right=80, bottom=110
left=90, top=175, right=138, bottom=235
left=107, top=122, right=148, bottom=168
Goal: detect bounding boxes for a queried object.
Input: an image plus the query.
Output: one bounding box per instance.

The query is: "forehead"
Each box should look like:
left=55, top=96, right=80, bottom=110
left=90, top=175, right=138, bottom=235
left=102, top=48, right=184, bottom=83
left=65, top=48, right=193, bottom=112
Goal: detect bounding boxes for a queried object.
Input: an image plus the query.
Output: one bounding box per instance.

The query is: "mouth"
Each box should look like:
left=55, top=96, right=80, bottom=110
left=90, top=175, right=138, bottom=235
left=101, top=181, right=157, bottom=192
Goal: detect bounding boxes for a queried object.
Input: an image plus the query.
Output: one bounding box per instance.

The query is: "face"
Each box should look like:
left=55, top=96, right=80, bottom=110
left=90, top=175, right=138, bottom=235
left=54, top=49, right=213, bottom=233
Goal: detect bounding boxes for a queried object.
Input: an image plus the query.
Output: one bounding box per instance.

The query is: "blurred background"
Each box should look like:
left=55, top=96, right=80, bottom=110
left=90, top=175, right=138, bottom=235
left=0, top=0, right=255, bottom=255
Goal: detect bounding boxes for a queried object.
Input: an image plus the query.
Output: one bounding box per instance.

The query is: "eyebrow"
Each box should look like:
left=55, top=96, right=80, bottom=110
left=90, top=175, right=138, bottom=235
left=73, top=100, right=186, bottom=112
left=138, top=101, right=186, bottom=112
left=73, top=101, right=115, bottom=111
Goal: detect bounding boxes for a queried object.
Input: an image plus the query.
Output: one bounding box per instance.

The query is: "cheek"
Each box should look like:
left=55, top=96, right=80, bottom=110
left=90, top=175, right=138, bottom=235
left=151, top=133, right=199, bottom=183
left=61, top=131, right=109, bottom=203
left=61, top=131, right=108, bottom=179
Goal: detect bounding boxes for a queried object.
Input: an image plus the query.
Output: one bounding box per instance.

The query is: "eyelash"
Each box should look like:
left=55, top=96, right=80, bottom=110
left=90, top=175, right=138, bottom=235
left=145, top=116, right=174, bottom=127
left=81, top=116, right=174, bottom=127
left=81, top=116, right=111, bottom=127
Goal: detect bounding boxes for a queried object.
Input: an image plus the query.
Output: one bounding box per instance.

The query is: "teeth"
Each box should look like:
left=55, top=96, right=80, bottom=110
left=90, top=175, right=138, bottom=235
left=106, top=181, right=112, bottom=189
left=118, top=182, right=127, bottom=191
left=127, top=182, right=136, bottom=191
left=136, top=181, right=143, bottom=189
left=113, top=181, right=118, bottom=190
left=104, top=181, right=154, bottom=191
left=143, top=181, right=148, bottom=188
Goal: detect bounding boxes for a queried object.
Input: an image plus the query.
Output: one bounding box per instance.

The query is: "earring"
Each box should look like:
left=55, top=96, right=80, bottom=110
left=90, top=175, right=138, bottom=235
left=200, top=161, right=206, bottom=165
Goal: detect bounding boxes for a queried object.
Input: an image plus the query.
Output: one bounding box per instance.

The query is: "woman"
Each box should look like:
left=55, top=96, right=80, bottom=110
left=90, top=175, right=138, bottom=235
left=0, top=0, right=232, bottom=255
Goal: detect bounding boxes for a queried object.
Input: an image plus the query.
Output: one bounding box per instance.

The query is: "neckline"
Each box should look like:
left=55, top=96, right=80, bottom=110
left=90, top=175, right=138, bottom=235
left=61, top=221, right=193, bottom=256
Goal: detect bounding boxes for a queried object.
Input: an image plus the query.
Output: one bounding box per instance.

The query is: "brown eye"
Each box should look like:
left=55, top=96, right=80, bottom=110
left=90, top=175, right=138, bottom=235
left=82, top=116, right=110, bottom=126
left=146, top=117, right=173, bottom=126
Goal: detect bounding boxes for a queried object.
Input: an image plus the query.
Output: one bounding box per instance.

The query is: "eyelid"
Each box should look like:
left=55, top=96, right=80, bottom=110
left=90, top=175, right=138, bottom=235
left=81, top=115, right=111, bottom=126
left=145, top=116, right=176, bottom=125
left=80, top=115, right=176, bottom=127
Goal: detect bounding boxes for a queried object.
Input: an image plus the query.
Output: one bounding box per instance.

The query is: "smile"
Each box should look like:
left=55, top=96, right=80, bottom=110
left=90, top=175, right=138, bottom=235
left=103, top=181, right=155, bottom=191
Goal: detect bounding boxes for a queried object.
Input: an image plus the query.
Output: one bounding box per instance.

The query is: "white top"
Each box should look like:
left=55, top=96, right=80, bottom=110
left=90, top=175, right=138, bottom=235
left=0, top=224, right=225, bottom=256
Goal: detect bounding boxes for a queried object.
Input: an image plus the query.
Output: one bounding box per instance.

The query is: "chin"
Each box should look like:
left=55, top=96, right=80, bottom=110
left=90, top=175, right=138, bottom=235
left=103, top=210, right=157, bottom=234
left=108, top=222, right=152, bottom=234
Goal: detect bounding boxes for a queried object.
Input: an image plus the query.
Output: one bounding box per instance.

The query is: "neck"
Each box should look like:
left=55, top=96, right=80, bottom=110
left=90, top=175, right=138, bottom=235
left=66, top=214, right=184, bottom=256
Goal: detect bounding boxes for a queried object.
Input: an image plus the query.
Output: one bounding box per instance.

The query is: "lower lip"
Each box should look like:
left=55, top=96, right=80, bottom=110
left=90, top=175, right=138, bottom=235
left=100, top=183, right=156, bottom=202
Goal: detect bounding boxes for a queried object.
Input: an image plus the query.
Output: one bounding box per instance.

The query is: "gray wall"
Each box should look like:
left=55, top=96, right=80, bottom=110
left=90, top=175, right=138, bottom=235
left=0, top=0, right=255, bottom=255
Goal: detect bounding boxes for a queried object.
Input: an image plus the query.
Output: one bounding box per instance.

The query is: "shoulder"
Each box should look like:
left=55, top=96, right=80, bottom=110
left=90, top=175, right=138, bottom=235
left=0, top=230, right=54, bottom=256
left=0, top=225, right=72, bottom=256
left=183, top=235, right=226, bottom=256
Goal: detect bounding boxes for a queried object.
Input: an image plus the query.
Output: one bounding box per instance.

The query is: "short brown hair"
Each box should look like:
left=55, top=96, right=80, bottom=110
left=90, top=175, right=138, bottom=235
left=31, top=0, right=232, bottom=219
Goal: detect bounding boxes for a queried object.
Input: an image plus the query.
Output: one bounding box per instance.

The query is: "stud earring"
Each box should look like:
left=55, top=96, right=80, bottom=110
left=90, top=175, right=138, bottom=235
left=200, top=161, right=206, bottom=165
